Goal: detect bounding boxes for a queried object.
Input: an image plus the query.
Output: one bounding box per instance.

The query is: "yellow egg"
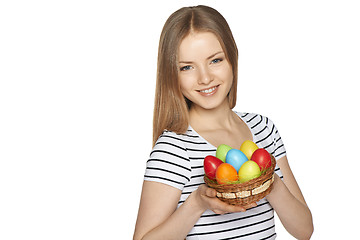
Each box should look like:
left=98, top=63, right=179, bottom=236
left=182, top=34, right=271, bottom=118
left=240, top=140, right=259, bottom=160
left=238, top=160, right=261, bottom=183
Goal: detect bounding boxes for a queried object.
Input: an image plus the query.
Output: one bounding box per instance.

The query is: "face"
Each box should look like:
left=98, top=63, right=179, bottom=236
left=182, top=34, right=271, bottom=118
left=178, top=32, right=233, bottom=111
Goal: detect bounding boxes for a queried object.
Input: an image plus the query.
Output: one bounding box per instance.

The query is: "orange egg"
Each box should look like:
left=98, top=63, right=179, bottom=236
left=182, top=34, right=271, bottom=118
left=215, top=163, right=238, bottom=184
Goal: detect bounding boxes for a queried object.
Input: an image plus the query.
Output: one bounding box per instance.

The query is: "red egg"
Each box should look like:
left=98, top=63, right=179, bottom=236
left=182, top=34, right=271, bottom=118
left=251, top=148, right=272, bottom=170
left=203, top=155, right=223, bottom=180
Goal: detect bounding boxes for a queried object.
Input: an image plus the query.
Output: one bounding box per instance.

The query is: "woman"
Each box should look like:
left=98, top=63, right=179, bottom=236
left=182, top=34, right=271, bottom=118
left=134, top=5, right=313, bottom=240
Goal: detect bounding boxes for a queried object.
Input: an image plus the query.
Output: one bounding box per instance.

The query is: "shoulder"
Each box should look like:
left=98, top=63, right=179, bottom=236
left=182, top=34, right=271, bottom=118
left=154, top=128, right=208, bottom=151
left=236, top=111, right=286, bottom=157
left=145, top=130, right=193, bottom=190
left=236, top=111, right=275, bottom=129
left=155, top=129, right=197, bottom=145
left=151, top=130, right=193, bottom=165
left=153, top=131, right=187, bottom=153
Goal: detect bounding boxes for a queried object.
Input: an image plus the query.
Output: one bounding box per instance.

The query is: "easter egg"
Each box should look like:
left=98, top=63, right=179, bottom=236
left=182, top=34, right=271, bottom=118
left=225, top=149, right=248, bottom=172
left=251, top=148, right=272, bottom=170
left=203, top=155, right=223, bottom=180
left=238, top=160, right=261, bottom=183
left=240, top=140, right=259, bottom=160
left=216, top=163, right=238, bottom=184
left=216, top=144, right=232, bottom=162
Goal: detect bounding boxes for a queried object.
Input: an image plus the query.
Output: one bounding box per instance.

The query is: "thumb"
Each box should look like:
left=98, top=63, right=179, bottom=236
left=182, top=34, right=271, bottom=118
left=205, top=187, right=217, bottom=198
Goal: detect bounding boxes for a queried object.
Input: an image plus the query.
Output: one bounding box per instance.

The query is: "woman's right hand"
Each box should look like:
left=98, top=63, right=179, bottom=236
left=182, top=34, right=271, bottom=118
left=134, top=181, right=257, bottom=240
left=191, top=184, right=257, bottom=215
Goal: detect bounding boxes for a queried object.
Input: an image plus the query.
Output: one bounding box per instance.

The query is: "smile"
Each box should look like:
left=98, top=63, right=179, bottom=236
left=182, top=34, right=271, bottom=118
left=200, top=87, right=216, bottom=93
left=199, top=85, right=218, bottom=93
left=197, top=85, right=219, bottom=96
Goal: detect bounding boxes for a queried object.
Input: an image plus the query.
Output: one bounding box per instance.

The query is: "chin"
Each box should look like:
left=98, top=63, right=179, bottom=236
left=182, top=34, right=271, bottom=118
left=195, top=99, right=228, bottom=110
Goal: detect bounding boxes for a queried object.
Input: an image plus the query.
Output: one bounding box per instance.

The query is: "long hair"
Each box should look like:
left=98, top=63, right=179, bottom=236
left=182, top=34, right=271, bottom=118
left=153, top=5, right=238, bottom=146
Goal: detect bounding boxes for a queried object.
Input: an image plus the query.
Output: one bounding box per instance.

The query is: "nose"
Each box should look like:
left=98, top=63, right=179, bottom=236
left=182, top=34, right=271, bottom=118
left=198, top=66, right=213, bottom=85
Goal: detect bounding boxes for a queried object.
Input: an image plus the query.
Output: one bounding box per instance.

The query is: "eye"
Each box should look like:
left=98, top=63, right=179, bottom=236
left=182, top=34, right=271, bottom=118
left=211, top=58, right=223, bottom=64
left=180, top=65, right=193, bottom=71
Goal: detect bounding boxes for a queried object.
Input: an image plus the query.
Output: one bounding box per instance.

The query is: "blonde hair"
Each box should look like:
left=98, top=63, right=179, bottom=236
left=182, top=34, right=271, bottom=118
left=153, top=5, right=238, bottom=146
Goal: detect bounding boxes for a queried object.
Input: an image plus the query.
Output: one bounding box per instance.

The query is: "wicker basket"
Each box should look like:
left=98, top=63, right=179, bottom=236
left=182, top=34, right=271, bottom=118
left=204, top=155, right=276, bottom=208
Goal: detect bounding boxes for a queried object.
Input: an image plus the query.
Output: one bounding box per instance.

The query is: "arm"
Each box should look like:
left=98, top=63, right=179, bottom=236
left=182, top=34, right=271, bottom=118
left=133, top=181, right=202, bottom=240
left=133, top=181, right=252, bottom=240
left=266, top=156, right=314, bottom=239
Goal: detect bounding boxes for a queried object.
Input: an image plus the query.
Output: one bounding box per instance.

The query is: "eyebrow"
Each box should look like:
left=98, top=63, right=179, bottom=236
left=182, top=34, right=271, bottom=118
left=179, top=51, right=224, bottom=64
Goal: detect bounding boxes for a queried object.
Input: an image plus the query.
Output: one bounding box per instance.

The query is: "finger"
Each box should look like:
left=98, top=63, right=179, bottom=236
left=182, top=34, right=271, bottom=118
left=242, top=202, right=257, bottom=210
left=212, top=198, right=247, bottom=213
left=227, top=204, right=247, bottom=213
left=249, top=202, right=257, bottom=208
left=213, top=209, right=226, bottom=215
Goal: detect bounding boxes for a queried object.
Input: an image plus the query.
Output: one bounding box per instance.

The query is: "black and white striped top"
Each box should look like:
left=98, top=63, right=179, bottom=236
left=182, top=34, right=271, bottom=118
left=144, top=112, right=286, bottom=239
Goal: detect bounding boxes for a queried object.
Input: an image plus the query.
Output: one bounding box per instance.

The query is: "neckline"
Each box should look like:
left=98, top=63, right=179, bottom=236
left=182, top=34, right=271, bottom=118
left=188, top=111, right=255, bottom=149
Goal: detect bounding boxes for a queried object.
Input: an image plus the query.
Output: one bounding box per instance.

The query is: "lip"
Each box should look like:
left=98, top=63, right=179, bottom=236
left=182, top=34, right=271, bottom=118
left=197, top=85, right=219, bottom=96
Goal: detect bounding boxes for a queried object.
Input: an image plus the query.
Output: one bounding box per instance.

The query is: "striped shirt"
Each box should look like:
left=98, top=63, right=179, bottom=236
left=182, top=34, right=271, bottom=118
left=144, top=112, right=286, bottom=239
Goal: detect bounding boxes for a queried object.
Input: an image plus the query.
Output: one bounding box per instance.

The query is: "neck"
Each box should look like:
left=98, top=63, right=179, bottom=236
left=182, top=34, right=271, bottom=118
left=189, top=99, right=235, bottom=131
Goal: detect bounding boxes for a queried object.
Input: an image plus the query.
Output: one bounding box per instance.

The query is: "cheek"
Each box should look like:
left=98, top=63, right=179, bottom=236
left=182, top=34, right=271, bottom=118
left=214, top=61, right=233, bottom=82
left=224, top=65, right=234, bottom=86
left=179, top=75, right=195, bottom=95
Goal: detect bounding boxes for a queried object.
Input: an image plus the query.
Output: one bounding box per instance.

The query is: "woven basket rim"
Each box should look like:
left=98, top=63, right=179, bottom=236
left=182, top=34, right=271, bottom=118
left=204, top=155, right=276, bottom=191
left=203, top=155, right=276, bottom=206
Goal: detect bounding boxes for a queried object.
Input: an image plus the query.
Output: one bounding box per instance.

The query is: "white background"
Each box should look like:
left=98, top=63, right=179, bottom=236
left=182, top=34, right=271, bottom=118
left=1, top=0, right=359, bottom=239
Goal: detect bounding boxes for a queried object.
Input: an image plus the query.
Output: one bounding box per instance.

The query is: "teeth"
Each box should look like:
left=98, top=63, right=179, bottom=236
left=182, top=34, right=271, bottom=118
left=200, top=86, right=217, bottom=93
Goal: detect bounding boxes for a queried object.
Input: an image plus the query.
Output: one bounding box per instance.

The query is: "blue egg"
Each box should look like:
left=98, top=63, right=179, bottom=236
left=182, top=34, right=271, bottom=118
left=225, top=149, right=248, bottom=172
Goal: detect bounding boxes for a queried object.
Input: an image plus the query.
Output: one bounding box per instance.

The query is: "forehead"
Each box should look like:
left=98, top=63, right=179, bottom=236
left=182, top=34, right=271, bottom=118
left=178, top=32, right=224, bottom=61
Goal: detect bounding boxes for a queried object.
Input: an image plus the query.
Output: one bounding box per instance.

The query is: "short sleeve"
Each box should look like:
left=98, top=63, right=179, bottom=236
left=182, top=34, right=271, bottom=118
left=144, top=131, right=191, bottom=191
left=250, top=115, right=287, bottom=180
left=266, top=118, right=287, bottom=160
